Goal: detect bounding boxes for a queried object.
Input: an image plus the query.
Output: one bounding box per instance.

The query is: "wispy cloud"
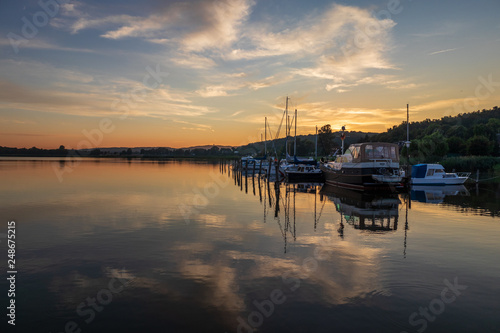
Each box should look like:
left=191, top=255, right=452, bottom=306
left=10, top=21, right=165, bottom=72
left=323, top=74, right=419, bottom=93
left=0, top=76, right=215, bottom=119
left=196, top=84, right=243, bottom=97
left=60, top=2, right=396, bottom=92
left=66, top=0, right=254, bottom=53
left=428, top=47, right=460, bottom=56
left=195, top=72, right=291, bottom=97
left=173, top=120, right=214, bottom=132
left=170, top=53, right=217, bottom=69
left=0, top=38, right=96, bottom=53
left=230, top=110, right=244, bottom=117
left=412, top=22, right=461, bottom=39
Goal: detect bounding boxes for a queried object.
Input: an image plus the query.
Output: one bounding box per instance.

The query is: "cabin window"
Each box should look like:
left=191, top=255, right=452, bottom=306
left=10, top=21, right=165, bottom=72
left=426, top=169, right=435, bottom=176
left=365, top=145, right=373, bottom=159
left=390, top=147, right=397, bottom=159
left=352, top=146, right=360, bottom=159
left=434, top=169, right=444, bottom=174
left=375, top=146, right=385, bottom=158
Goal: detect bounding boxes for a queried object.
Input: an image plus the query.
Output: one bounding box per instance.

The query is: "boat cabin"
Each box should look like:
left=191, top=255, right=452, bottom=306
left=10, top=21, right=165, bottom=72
left=342, top=142, right=400, bottom=163
left=412, top=164, right=446, bottom=178
left=411, top=164, right=470, bottom=185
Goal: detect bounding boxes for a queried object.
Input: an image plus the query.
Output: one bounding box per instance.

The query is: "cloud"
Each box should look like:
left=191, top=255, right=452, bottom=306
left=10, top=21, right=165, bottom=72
left=0, top=77, right=215, bottom=119
left=0, top=38, right=96, bottom=53
left=412, top=21, right=462, bottom=39
left=0, top=80, right=84, bottom=107
left=177, top=0, right=255, bottom=52
left=0, top=59, right=94, bottom=85
left=226, top=4, right=397, bottom=91
left=428, top=47, right=460, bottom=55
left=195, top=72, right=290, bottom=97
left=67, top=0, right=254, bottom=53
left=230, top=110, right=244, bottom=117
left=170, top=53, right=217, bottom=69
left=173, top=120, right=214, bottom=132
left=228, top=4, right=395, bottom=64
left=323, top=74, right=420, bottom=92
left=50, top=2, right=399, bottom=97
left=196, top=84, right=241, bottom=97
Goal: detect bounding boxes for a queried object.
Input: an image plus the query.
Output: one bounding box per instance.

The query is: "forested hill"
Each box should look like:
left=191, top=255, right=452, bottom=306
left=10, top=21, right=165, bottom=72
left=371, top=106, right=500, bottom=157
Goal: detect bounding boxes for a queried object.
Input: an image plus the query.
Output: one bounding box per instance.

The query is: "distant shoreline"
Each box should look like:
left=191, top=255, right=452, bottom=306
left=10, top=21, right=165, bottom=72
left=0, top=155, right=240, bottom=160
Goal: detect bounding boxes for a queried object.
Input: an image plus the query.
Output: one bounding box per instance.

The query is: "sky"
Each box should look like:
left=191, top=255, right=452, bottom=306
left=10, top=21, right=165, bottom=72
left=0, top=0, right=499, bottom=149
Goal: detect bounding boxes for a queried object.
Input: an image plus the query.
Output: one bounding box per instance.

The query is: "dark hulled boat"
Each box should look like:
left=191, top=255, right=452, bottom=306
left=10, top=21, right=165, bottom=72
left=319, top=142, right=403, bottom=190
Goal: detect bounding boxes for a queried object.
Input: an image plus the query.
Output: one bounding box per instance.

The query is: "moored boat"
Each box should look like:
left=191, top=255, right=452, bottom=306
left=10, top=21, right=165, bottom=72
left=320, top=142, right=403, bottom=190
left=411, top=164, right=470, bottom=185
left=282, top=163, right=323, bottom=182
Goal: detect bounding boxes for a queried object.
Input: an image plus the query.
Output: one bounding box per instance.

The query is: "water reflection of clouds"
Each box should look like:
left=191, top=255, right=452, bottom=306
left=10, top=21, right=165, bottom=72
left=3, top=160, right=500, bottom=332
left=47, top=267, right=136, bottom=310
left=166, top=238, right=386, bottom=310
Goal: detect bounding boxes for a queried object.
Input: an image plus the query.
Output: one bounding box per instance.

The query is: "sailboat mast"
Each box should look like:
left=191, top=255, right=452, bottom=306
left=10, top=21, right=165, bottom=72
left=406, top=103, right=410, bottom=174
left=315, top=125, right=318, bottom=159
left=407, top=104, right=409, bottom=143
left=406, top=104, right=410, bottom=142
left=285, top=96, right=289, bottom=157
left=294, top=109, right=297, bottom=157
left=264, top=117, right=267, bottom=157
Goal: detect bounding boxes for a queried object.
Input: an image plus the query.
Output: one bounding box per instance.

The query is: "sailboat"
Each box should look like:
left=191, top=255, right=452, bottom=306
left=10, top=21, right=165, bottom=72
left=279, top=99, right=323, bottom=182
left=239, top=117, right=273, bottom=175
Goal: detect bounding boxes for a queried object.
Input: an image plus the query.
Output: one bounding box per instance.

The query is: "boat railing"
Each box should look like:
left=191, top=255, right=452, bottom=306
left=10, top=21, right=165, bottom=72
left=443, top=172, right=470, bottom=179
left=456, top=172, right=471, bottom=178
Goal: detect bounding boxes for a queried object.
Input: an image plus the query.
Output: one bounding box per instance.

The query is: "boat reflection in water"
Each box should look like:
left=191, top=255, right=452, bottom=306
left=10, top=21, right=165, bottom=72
left=321, top=185, right=401, bottom=232
left=411, top=185, right=470, bottom=204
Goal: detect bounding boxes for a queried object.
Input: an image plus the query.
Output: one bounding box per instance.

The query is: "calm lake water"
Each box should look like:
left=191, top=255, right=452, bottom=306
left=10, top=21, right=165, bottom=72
left=1, top=158, right=499, bottom=332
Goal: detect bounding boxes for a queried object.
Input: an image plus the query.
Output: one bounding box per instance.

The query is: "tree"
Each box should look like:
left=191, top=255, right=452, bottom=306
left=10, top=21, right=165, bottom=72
left=209, top=145, right=220, bottom=156
left=447, top=136, right=466, bottom=155
left=446, top=125, right=467, bottom=138
left=467, top=135, right=494, bottom=156
left=416, top=131, right=449, bottom=161
left=424, top=123, right=440, bottom=136
left=295, top=137, right=315, bottom=156
left=90, top=149, right=101, bottom=156
left=318, top=124, right=335, bottom=155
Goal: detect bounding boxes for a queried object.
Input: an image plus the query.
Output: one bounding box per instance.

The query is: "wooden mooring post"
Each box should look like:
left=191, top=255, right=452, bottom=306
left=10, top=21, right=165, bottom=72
left=275, top=160, right=280, bottom=183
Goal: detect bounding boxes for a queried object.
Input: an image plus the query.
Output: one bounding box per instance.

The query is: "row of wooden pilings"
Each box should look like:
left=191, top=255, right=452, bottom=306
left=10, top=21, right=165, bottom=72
left=219, top=158, right=281, bottom=180
left=218, top=158, right=282, bottom=195
left=218, top=158, right=285, bottom=225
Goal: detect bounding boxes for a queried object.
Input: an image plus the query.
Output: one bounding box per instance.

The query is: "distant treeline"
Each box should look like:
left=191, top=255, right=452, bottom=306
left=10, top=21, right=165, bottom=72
left=371, top=107, right=500, bottom=161
left=139, top=146, right=235, bottom=157
left=0, top=145, right=69, bottom=157
left=0, top=145, right=238, bottom=158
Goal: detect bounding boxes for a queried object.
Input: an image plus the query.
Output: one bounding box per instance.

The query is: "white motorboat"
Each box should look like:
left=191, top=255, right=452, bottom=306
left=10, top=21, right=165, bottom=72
left=411, top=164, right=470, bottom=185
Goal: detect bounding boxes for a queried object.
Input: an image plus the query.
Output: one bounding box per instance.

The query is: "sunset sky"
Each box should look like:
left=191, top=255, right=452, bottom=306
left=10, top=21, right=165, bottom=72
left=1, top=0, right=499, bottom=149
